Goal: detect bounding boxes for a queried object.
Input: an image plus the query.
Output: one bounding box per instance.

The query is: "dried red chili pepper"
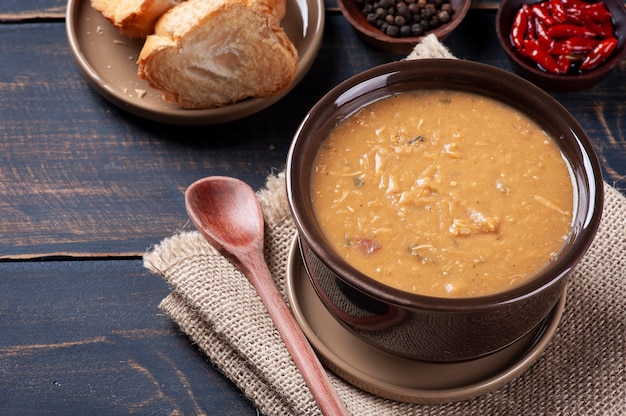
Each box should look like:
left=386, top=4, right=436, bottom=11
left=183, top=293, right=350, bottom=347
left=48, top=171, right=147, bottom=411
left=596, top=17, right=615, bottom=38
left=550, top=0, right=569, bottom=22
left=523, top=38, right=562, bottom=73
left=511, top=4, right=532, bottom=49
left=532, top=3, right=558, bottom=26
left=567, top=7, right=613, bottom=38
left=580, top=37, right=618, bottom=69
left=548, top=23, right=598, bottom=38
left=534, top=18, right=554, bottom=49
left=556, top=54, right=573, bottom=73
left=560, top=0, right=585, bottom=7
left=527, top=10, right=536, bottom=37
left=579, top=2, right=613, bottom=21
left=550, top=37, right=598, bottom=54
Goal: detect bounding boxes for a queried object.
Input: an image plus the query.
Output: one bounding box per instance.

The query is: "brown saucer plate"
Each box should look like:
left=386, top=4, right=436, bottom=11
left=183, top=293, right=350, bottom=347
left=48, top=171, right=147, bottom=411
left=286, top=237, right=566, bottom=404
left=65, top=0, right=324, bottom=125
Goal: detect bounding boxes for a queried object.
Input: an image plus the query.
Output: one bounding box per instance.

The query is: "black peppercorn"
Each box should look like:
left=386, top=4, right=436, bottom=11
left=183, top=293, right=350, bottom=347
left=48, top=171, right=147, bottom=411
left=386, top=24, right=400, bottom=36
left=399, top=24, right=412, bottom=36
left=411, top=22, right=424, bottom=35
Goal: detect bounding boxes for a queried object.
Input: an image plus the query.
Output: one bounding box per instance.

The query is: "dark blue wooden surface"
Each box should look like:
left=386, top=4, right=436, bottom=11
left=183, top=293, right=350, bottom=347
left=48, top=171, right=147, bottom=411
left=0, top=1, right=624, bottom=414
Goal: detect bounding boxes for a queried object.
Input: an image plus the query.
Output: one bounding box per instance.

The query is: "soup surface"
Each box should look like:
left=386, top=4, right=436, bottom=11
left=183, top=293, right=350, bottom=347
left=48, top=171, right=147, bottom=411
left=311, top=90, right=574, bottom=298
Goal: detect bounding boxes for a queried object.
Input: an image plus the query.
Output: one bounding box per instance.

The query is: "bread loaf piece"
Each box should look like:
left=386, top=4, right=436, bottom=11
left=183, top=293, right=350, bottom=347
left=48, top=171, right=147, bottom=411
left=137, top=0, right=298, bottom=109
left=90, top=0, right=183, bottom=38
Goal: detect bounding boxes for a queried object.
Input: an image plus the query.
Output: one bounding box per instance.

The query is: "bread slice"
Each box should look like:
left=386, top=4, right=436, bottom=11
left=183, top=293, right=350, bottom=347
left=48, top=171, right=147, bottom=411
left=91, top=0, right=183, bottom=38
left=137, top=0, right=298, bottom=109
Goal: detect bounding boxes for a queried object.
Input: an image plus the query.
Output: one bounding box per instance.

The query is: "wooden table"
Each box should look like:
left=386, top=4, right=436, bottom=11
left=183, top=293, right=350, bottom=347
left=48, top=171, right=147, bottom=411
left=1, top=1, right=624, bottom=414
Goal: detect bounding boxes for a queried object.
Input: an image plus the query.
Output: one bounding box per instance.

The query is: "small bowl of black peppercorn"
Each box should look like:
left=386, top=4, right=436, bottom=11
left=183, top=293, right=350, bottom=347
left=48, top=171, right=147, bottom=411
left=337, top=0, right=470, bottom=53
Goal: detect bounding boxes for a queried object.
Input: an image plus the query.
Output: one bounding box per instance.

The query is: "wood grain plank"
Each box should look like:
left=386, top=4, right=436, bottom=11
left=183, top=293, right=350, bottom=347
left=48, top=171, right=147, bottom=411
left=0, top=260, right=258, bottom=415
left=0, top=1, right=66, bottom=21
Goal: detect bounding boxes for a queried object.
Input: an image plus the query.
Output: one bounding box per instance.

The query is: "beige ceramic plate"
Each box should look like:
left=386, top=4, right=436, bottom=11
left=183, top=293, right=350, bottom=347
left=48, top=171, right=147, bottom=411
left=286, top=237, right=566, bottom=404
left=65, top=0, right=324, bottom=125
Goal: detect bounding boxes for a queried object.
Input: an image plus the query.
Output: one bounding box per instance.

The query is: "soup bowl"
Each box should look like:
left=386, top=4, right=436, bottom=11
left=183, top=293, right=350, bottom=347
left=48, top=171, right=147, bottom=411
left=286, top=59, right=603, bottom=362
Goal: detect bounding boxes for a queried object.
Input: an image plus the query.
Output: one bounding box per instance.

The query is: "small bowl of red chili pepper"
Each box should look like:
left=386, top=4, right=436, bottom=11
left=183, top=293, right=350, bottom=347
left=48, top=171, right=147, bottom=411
left=496, top=0, right=626, bottom=92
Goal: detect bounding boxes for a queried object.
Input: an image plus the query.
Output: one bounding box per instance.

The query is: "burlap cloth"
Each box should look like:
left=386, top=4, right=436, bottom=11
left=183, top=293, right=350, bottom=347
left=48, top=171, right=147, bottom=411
left=144, top=36, right=626, bottom=415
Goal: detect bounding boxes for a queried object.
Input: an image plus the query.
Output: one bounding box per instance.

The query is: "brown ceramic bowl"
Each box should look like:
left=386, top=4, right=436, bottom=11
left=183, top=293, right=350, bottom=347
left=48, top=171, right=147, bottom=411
left=496, top=0, right=626, bottom=92
left=338, top=0, right=470, bottom=54
left=286, top=59, right=603, bottom=362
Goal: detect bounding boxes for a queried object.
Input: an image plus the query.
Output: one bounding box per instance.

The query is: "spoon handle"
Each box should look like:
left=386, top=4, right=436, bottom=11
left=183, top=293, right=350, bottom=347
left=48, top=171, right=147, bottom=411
left=245, top=249, right=349, bottom=416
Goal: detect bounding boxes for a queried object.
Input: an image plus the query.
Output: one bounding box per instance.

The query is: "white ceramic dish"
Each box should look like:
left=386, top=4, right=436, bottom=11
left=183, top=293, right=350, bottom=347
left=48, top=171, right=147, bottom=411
left=286, top=237, right=566, bottom=404
left=65, top=0, right=324, bottom=125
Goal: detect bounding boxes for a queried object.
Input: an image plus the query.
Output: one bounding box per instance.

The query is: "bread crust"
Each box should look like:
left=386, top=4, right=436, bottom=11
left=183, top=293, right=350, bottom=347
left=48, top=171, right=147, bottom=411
left=91, top=0, right=182, bottom=38
left=137, top=0, right=298, bottom=109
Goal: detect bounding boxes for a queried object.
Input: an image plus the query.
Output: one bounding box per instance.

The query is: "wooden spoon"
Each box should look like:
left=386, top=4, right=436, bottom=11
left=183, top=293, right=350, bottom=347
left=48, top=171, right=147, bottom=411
left=185, top=176, right=348, bottom=416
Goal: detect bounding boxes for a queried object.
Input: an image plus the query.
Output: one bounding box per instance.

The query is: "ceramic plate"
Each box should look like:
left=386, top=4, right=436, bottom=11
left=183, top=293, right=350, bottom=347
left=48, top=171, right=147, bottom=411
left=66, top=0, right=324, bottom=125
left=286, top=237, right=566, bottom=404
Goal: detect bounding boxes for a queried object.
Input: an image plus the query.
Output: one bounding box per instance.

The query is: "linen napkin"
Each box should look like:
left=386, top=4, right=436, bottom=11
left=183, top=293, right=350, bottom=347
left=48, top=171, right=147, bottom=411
left=144, top=36, right=626, bottom=415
